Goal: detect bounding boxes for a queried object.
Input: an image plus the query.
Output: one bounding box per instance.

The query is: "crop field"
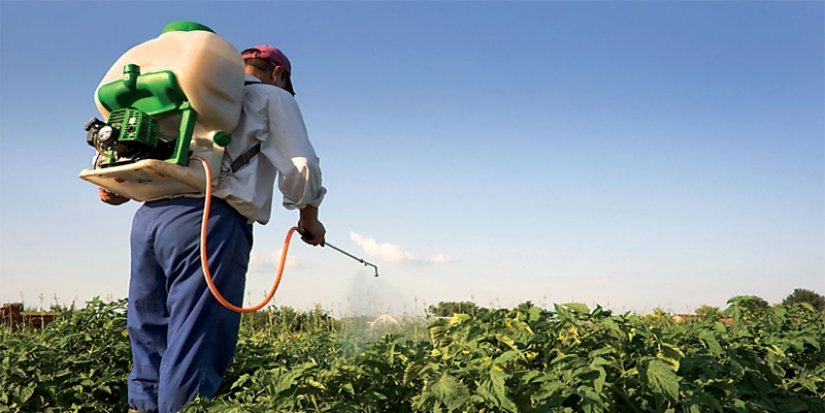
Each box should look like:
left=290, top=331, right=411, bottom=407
left=1, top=299, right=823, bottom=413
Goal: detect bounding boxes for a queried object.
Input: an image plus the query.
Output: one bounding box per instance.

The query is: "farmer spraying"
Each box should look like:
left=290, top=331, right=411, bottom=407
left=91, top=23, right=327, bottom=412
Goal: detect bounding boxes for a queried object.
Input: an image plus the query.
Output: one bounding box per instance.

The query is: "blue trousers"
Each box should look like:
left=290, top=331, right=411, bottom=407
left=127, top=197, right=252, bottom=413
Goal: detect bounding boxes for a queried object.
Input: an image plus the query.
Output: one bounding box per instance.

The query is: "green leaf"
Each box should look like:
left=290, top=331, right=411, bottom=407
left=644, top=359, right=680, bottom=402
left=799, top=335, right=822, bottom=351
left=495, top=349, right=523, bottom=366
left=306, top=379, right=325, bottom=390
left=564, top=303, right=590, bottom=314
left=772, top=396, right=810, bottom=413
left=549, top=354, right=579, bottom=367
left=698, top=331, right=724, bottom=355
left=496, top=334, right=519, bottom=351
left=231, top=373, right=251, bottom=390
left=431, top=373, right=470, bottom=412
left=593, top=366, right=607, bottom=393
left=476, top=369, right=519, bottom=413
left=17, top=384, right=35, bottom=404
left=535, top=379, right=565, bottom=400
left=659, top=342, right=683, bottom=371
left=589, top=355, right=614, bottom=369
left=601, top=318, right=623, bottom=336
left=521, top=370, right=543, bottom=383
left=448, top=313, right=471, bottom=326
left=577, top=385, right=605, bottom=413
left=527, top=305, right=542, bottom=322
left=588, top=347, right=616, bottom=359
left=491, top=368, right=518, bottom=412
left=342, top=382, right=355, bottom=396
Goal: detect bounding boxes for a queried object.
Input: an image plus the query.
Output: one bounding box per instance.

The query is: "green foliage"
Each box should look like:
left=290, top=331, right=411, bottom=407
left=782, top=288, right=825, bottom=311
left=3, top=298, right=824, bottom=412
left=643, top=307, right=676, bottom=327
left=426, top=301, right=481, bottom=318
left=726, top=295, right=770, bottom=313
left=695, top=305, right=720, bottom=318
left=0, top=298, right=130, bottom=412
left=240, top=304, right=336, bottom=335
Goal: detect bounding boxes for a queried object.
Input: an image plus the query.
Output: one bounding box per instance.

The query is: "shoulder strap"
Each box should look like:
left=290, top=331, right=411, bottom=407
left=230, top=142, right=262, bottom=173
left=228, top=80, right=275, bottom=173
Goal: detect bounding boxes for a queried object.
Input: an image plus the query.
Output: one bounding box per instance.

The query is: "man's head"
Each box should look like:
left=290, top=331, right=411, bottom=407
left=242, top=45, right=295, bottom=95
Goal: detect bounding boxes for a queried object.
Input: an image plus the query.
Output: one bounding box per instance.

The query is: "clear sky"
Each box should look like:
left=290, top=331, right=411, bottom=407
left=1, top=1, right=823, bottom=315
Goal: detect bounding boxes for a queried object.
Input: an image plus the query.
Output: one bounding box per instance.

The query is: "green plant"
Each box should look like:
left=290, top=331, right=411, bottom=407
left=3, top=297, right=823, bottom=412
left=0, top=298, right=130, bottom=412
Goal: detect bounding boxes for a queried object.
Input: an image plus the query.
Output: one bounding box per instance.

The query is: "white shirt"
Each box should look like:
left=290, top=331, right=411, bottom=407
left=213, top=74, right=326, bottom=224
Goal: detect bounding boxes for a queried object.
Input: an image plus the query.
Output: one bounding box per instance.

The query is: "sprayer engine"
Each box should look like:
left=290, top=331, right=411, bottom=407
left=85, top=108, right=175, bottom=165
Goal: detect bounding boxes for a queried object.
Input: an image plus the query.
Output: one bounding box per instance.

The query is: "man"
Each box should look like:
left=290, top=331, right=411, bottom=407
left=101, top=45, right=326, bottom=413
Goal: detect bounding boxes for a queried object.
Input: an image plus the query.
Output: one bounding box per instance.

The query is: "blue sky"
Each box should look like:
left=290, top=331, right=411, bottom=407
left=1, top=1, right=823, bottom=315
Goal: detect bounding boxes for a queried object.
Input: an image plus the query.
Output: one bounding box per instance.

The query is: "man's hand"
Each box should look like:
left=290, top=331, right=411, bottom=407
left=297, top=205, right=326, bottom=246
left=99, top=187, right=129, bottom=205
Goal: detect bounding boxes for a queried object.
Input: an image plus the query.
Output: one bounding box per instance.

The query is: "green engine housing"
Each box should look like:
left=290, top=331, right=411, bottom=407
left=90, top=63, right=197, bottom=166
left=108, top=108, right=160, bottom=150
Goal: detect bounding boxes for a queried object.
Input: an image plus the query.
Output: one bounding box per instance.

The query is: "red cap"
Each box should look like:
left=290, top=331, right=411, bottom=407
left=242, top=45, right=295, bottom=95
left=242, top=45, right=292, bottom=73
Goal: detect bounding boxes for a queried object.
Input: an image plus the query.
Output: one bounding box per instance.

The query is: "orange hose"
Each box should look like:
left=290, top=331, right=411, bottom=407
left=194, top=157, right=296, bottom=313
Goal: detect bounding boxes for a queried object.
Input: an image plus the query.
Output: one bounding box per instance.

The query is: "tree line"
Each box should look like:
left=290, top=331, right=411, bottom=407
left=426, top=288, right=825, bottom=318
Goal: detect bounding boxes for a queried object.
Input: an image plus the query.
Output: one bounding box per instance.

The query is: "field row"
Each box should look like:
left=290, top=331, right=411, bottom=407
left=1, top=299, right=823, bottom=412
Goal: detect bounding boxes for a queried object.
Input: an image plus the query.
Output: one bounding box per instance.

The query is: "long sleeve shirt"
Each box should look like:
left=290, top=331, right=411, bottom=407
left=213, top=74, right=326, bottom=224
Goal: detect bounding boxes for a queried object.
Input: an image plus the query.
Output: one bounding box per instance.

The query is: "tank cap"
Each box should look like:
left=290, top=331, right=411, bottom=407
left=211, top=131, right=231, bottom=147
left=161, top=21, right=214, bottom=34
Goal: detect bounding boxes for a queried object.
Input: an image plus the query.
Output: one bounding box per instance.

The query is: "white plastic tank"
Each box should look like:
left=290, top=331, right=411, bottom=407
left=94, top=20, right=244, bottom=144
left=81, top=21, right=245, bottom=201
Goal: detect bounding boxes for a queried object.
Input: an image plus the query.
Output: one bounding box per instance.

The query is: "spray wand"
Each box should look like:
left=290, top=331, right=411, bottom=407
left=324, top=242, right=379, bottom=277
left=296, top=228, right=379, bottom=277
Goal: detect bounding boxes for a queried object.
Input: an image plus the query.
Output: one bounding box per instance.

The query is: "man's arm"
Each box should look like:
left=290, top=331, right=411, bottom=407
left=260, top=89, right=327, bottom=245
left=99, top=187, right=129, bottom=205
left=261, top=92, right=326, bottom=212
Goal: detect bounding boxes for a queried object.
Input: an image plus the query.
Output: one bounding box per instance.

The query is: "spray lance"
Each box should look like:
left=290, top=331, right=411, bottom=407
left=325, top=243, right=379, bottom=277
left=80, top=21, right=377, bottom=314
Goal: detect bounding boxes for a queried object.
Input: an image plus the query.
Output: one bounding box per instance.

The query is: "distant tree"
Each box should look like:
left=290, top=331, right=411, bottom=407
left=726, top=295, right=770, bottom=313
left=695, top=305, right=720, bottom=318
left=782, top=288, right=825, bottom=311
left=426, top=301, right=480, bottom=318
left=643, top=307, right=675, bottom=327
left=49, top=304, right=68, bottom=312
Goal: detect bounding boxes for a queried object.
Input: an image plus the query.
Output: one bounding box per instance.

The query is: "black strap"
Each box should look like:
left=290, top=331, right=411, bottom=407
left=230, top=142, right=261, bottom=173
left=226, top=80, right=268, bottom=173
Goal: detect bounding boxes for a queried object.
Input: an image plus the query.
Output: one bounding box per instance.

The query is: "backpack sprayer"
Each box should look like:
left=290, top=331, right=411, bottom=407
left=79, top=21, right=377, bottom=314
